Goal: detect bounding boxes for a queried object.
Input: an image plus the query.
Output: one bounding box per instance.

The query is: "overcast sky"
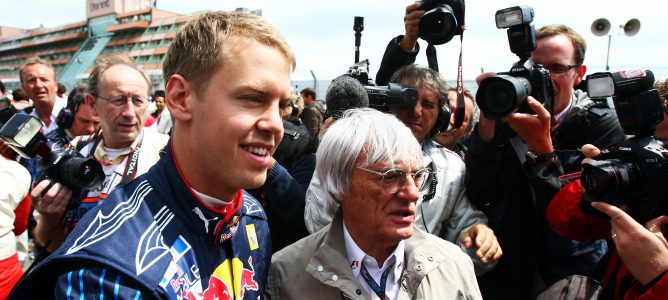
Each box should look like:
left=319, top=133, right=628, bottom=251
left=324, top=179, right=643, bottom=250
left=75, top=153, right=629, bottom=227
left=4, top=0, right=668, bottom=81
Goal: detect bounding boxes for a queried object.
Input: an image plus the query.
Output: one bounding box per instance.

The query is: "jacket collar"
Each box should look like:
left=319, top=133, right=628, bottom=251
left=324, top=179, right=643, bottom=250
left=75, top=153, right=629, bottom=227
left=308, top=209, right=364, bottom=297
left=308, top=209, right=450, bottom=299
left=400, top=228, right=449, bottom=297
left=154, top=139, right=266, bottom=244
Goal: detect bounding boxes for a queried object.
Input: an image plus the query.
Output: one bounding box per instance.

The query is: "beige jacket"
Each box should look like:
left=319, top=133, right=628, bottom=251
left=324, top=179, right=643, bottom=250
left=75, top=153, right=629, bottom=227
left=266, top=210, right=482, bottom=300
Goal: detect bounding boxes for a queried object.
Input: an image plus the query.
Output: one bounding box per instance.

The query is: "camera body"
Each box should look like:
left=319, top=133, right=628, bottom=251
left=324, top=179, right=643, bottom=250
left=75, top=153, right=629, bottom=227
left=417, top=0, right=465, bottom=45
left=365, top=83, right=419, bottom=111
left=0, top=113, right=104, bottom=210
left=476, top=6, right=554, bottom=120
left=346, top=59, right=420, bottom=111
left=580, top=70, right=668, bottom=220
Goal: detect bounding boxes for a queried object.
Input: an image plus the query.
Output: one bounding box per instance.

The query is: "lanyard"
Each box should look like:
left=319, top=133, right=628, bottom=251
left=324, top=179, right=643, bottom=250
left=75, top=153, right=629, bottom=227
left=88, top=133, right=143, bottom=186
left=360, top=261, right=395, bottom=300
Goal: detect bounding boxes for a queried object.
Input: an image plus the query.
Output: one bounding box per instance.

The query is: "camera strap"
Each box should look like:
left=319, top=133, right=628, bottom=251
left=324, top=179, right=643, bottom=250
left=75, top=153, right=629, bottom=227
left=452, top=28, right=466, bottom=130
left=87, top=132, right=143, bottom=186
left=424, top=27, right=466, bottom=131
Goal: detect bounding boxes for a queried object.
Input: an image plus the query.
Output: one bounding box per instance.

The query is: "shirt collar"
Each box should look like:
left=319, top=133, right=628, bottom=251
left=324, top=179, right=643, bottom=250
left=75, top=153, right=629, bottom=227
left=30, top=97, right=66, bottom=136
left=93, top=130, right=144, bottom=164
left=342, top=221, right=405, bottom=285
left=191, top=188, right=232, bottom=210
left=554, top=94, right=575, bottom=124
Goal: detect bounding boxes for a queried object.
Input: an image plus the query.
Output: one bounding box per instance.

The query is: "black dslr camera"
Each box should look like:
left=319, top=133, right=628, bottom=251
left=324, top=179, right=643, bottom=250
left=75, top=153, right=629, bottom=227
left=417, top=0, right=465, bottom=45
left=580, top=70, right=668, bottom=220
left=476, top=6, right=554, bottom=120
left=346, top=59, right=419, bottom=111
left=0, top=109, right=104, bottom=210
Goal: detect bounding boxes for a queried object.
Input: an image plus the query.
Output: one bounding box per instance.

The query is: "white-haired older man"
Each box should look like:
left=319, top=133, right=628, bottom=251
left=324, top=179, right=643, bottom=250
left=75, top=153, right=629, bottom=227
left=266, top=108, right=481, bottom=299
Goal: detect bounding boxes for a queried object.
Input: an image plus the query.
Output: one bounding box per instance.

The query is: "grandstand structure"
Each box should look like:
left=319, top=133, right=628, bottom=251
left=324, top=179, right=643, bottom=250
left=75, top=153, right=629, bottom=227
left=0, top=0, right=260, bottom=91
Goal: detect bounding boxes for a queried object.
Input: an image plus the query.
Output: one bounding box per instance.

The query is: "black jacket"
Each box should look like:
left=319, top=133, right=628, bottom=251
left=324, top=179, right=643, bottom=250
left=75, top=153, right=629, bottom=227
left=376, top=35, right=420, bottom=86
left=466, top=91, right=626, bottom=299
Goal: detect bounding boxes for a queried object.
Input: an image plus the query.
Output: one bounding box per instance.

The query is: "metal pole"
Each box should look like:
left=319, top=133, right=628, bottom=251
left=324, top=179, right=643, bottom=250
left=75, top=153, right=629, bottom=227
left=310, top=70, right=317, bottom=95
left=605, top=34, right=612, bottom=71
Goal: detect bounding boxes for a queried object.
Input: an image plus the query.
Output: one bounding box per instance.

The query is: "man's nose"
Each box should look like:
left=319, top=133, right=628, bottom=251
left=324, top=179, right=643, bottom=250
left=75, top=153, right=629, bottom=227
left=395, top=175, right=421, bottom=202
left=258, top=101, right=284, bottom=137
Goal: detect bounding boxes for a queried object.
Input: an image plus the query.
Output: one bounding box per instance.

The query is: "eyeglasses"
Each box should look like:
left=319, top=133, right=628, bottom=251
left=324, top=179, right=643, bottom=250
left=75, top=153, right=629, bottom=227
left=545, top=63, right=581, bottom=74
left=356, top=166, right=433, bottom=195
left=96, top=94, right=148, bottom=107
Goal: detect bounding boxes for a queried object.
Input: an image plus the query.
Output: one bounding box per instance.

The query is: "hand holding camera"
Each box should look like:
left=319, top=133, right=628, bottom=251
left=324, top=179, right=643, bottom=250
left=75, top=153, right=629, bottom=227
left=579, top=70, right=668, bottom=221
left=30, top=179, right=72, bottom=218
left=475, top=71, right=553, bottom=155
left=400, top=2, right=425, bottom=52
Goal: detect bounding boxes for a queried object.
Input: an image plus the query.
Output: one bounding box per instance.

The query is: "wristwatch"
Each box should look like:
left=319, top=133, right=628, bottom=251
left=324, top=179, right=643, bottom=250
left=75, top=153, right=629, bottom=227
left=525, top=150, right=556, bottom=165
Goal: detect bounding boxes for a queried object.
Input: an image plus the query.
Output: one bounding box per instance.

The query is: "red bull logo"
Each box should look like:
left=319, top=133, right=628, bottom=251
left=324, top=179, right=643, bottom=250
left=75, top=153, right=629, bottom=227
left=239, top=257, right=259, bottom=295
left=186, top=256, right=259, bottom=299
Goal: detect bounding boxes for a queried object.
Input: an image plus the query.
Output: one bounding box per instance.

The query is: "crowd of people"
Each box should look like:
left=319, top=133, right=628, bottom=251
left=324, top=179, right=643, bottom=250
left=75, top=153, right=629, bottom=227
left=1, top=2, right=667, bottom=299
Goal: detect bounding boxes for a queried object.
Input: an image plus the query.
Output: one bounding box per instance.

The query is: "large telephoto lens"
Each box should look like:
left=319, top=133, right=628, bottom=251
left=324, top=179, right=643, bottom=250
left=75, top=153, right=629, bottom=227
left=59, top=156, right=105, bottom=189
left=419, top=7, right=458, bottom=45
left=476, top=75, right=531, bottom=120
left=581, top=159, right=640, bottom=200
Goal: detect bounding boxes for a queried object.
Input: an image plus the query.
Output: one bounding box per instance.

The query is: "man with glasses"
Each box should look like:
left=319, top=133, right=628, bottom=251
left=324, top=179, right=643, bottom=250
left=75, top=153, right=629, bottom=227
left=466, top=24, right=626, bottom=299
left=305, top=64, right=503, bottom=276
left=29, top=54, right=169, bottom=255
left=267, top=108, right=482, bottom=299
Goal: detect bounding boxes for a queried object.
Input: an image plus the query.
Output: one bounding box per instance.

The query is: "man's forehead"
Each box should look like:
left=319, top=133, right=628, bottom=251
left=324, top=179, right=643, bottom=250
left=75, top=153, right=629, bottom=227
left=23, top=64, right=55, bottom=78
left=99, top=65, right=149, bottom=95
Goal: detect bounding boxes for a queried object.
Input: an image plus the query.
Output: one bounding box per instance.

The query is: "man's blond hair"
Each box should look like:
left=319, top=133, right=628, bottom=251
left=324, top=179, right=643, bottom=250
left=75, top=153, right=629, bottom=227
left=19, top=56, right=56, bottom=84
left=163, top=11, right=296, bottom=95
left=87, top=54, right=152, bottom=97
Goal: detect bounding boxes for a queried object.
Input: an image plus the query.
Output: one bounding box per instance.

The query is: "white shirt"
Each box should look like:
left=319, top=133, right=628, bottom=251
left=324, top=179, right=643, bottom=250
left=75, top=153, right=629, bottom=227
left=0, top=159, right=31, bottom=260
left=192, top=188, right=232, bottom=210
left=29, top=97, right=66, bottom=137
left=343, top=222, right=405, bottom=300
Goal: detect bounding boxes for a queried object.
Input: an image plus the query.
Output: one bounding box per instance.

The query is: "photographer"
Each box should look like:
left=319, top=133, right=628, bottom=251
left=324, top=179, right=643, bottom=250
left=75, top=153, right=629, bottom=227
left=546, top=144, right=668, bottom=299
left=46, top=85, right=100, bottom=150
left=30, top=54, right=168, bottom=255
left=466, top=24, right=625, bottom=299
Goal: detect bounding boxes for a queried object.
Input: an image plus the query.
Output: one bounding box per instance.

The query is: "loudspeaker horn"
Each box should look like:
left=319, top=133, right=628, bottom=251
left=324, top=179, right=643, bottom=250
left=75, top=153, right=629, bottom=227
left=624, top=18, right=641, bottom=36
left=591, top=18, right=611, bottom=36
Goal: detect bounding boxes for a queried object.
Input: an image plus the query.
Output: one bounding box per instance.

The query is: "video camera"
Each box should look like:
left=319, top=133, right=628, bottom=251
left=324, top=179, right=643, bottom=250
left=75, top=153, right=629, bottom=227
left=580, top=70, right=668, bottom=220
left=476, top=6, right=554, bottom=120
left=0, top=101, right=104, bottom=210
left=346, top=59, right=419, bottom=111
left=417, top=0, right=465, bottom=45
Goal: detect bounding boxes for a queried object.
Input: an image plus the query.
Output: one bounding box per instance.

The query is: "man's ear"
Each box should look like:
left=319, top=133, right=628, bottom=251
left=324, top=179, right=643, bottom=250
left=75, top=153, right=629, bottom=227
left=84, top=94, right=98, bottom=117
left=165, top=74, right=194, bottom=122
left=574, top=64, right=588, bottom=86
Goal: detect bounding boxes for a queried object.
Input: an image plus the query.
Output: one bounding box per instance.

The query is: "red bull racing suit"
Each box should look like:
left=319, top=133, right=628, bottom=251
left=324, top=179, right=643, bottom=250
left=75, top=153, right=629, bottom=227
left=10, top=141, right=272, bottom=299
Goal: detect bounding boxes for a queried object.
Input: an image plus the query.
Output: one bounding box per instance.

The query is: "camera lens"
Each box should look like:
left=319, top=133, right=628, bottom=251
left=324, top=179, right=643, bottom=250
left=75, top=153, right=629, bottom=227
left=419, top=7, right=458, bottom=45
left=476, top=75, right=531, bottom=120
left=581, top=159, right=640, bottom=200
left=59, top=156, right=104, bottom=189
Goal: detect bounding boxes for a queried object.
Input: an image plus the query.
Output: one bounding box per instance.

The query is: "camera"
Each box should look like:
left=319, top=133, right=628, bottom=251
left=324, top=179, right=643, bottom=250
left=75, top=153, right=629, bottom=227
left=346, top=59, right=419, bottom=111
left=365, top=83, right=419, bottom=110
left=476, top=6, right=554, bottom=120
left=0, top=113, right=104, bottom=209
left=580, top=70, right=668, bottom=220
left=417, top=0, right=465, bottom=45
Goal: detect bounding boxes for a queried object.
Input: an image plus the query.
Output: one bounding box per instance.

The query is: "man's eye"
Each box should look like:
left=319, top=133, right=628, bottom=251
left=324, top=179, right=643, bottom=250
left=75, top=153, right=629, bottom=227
left=383, top=170, right=404, bottom=181
left=244, top=95, right=264, bottom=104
left=422, top=102, right=436, bottom=109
